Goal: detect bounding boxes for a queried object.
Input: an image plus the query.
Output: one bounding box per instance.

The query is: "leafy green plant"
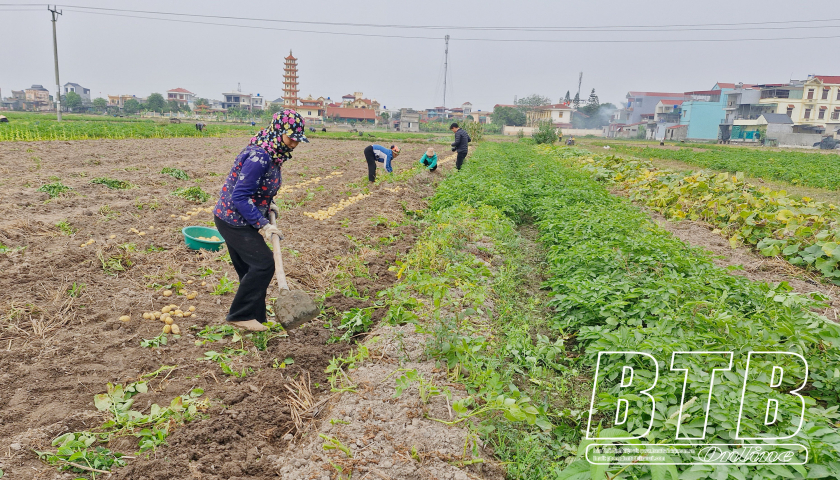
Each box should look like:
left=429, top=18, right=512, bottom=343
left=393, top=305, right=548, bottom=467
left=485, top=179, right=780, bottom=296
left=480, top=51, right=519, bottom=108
left=160, top=167, right=189, bottom=180
left=0, top=242, right=25, bottom=254
left=36, top=432, right=125, bottom=478
left=56, top=219, right=76, bottom=235
left=37, top=181, right=72, bottom=198
left=201, top=349, right=250, bottom=377
left=140, top=333, right=168, bottom=348
left=210, top=274, right=238, bottom=295
left=319, top=434, right=352, bottom=457
left=91, top=177, right=132, bottom=189
left=331, top=307, right=374, bottom=342
left=67, top=282, right=85, bottom=298
left=172, top=186, right=210, bottom=203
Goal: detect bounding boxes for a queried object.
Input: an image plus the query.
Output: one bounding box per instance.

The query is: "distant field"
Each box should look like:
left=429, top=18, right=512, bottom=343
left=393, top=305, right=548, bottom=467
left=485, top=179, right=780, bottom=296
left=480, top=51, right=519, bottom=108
left=594, top=142, right=840, bottom=190
left=0, top=112, right=256, bottom=141
left=0, top=112, right=450, bottom=143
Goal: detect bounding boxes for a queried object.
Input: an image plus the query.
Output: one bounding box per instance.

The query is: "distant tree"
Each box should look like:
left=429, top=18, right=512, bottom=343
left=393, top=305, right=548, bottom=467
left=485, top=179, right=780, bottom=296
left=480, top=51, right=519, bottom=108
left=515, top=94, right=552, bottom=110
left=492, top=106, right=526, bottom=127
left=146, top=93, right=165, bottom=112
left=380, top=112, right=390, bottom=123
left=166, top=99, right=181, bottom=113
left=573, top=92, right=581, bottom=109
left=587, top=88, right=599, bottom=107
left=123, top=99, right=140, bottom=114
left=563, top=91, right=571, bottom=104
left=181, top=103, right=191, bottom=113
left=64, top=91, right=82, bottom=112
left=92, top=97, right=108, bottom=112
left=533, top=120, right=558, bottom=144
left=194, top=98, right=209, bottom=107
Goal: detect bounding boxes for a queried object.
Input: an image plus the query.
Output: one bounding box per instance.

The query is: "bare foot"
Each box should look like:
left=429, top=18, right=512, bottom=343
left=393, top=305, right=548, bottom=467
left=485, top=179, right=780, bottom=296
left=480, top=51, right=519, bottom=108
left=228, top=319, right=268, bottom=332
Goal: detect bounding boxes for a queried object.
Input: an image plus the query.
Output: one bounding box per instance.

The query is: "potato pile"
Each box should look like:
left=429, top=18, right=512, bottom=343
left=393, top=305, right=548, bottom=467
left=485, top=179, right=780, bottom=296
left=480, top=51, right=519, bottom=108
left=79, top=238, right=96, bottom=248
left=303, top=192, right=370, bottom=221
left=277, top=170, right=343, bottom=195
left=171, top=206, right=214, bottom=222
left=196, top=235, right=221, bottom=242
left=142, top=304, right=198, bottom=335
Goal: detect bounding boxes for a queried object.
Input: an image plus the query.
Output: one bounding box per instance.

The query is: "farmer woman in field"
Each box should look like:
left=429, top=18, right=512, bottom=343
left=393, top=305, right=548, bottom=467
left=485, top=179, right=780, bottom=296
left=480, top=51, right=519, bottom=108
left=213, top=109, right=308, bottom=332
left=419, top=147, right=438, bottom=172
left=363, top=144, right=400, bottom=182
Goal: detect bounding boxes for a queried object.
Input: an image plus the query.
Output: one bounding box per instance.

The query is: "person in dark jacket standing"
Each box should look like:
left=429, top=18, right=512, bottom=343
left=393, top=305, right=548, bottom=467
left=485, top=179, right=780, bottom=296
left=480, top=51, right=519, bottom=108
left=213, top=109, right=308, bottom=332
left=450, top=123, right=470, bottom=170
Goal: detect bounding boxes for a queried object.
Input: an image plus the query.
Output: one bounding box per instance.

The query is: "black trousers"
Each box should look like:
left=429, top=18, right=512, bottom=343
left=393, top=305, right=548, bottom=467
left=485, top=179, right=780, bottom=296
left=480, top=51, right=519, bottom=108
left=363, top=145, right=378, bottom=182
left=214, top=216, right=275, bottom=323
left=455, top=151, right=468, bottom=170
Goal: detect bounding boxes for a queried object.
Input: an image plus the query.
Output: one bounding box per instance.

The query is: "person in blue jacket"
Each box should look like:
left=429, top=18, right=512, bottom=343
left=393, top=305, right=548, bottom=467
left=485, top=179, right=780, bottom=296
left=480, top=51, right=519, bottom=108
left=363, top=144, right=400, bottom=182
left=213, top=109, right=308, bottom=332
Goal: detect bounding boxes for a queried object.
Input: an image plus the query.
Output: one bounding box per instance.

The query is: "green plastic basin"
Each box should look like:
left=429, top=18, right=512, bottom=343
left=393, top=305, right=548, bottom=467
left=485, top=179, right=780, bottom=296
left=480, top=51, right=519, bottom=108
left=182, top=226, right=225, bottom=251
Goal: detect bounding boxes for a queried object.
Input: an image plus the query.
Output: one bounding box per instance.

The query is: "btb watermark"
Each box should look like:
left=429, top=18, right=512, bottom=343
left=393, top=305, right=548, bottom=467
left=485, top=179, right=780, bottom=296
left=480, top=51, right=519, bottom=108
left=585, top=351, right=809, bottom=466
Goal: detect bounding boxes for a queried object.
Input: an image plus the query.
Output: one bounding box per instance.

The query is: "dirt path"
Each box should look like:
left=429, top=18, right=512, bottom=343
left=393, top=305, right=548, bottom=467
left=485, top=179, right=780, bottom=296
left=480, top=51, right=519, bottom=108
left=0, top=136, right=453, bottom=479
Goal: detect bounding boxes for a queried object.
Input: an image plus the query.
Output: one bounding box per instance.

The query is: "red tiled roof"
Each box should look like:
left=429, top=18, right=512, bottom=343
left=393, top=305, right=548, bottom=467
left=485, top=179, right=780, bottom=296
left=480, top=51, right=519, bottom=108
left=342, top=93, right=355, bottom=98
left=660, top=100, right=683, bottom=105
left=628, top=91, right=684, bottom=97
left=326, top=106, right=376, bottom=120
left=815, top=76, right=840, bottom=85
left=167, top=87, right=194, bottom=94
left=667, top=124, right=687, bottom=129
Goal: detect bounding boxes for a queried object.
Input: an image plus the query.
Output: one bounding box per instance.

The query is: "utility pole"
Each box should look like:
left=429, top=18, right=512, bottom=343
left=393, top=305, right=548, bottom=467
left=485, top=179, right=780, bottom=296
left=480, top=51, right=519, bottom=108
left=49, top=5, right=63, bottom=121
left=443, top=35, right=449, bottom=112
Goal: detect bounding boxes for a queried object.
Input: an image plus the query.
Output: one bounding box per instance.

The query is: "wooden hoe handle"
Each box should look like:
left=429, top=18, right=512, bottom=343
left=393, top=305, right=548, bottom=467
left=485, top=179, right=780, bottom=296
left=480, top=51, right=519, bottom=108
left=268, top=211, right=290, bottom=291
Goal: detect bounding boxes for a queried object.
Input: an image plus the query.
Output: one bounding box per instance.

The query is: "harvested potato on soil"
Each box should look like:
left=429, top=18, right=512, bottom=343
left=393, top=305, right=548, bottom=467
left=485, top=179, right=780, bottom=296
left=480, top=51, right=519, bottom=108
left=171, top=324, right=181, bottom=335
left=163, top=290, right=173, bottom=297
left=142, top=312, right=151, bottom=320
left=119, top=315, right=130, bottom=322
left=163, top=324, right=172, bottom=334
left=188, top=306, right=196, bottom=312
left=164, top=317, right=174, bottom=325
left=162, top=306, right=171, bottom=313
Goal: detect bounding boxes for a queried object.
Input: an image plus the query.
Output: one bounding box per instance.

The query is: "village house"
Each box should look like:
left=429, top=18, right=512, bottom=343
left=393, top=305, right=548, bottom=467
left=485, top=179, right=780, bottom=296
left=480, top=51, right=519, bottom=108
left=25, top=84, right=52, bottom=111
left=298, top=95, right=327, bottom=123
left=341, top=92, right=381, bottom=114
left=63, top=83, right=91, bottom=104
left=107, top=94, right=140, bottom=108
left=525, top=103, right=573, bottom=128
left=167, top=88, right=196, bottom=107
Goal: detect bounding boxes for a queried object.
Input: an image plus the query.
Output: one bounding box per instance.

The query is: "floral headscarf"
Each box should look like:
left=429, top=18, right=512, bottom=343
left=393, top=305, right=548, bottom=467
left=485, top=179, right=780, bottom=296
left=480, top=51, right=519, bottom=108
left=249, top=109, right=309, bottom=164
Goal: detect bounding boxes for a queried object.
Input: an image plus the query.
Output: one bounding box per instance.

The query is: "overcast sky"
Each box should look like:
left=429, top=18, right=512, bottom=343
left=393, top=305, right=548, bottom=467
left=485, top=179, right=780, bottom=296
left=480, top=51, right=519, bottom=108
left=2, top=0, right=839, bottom=112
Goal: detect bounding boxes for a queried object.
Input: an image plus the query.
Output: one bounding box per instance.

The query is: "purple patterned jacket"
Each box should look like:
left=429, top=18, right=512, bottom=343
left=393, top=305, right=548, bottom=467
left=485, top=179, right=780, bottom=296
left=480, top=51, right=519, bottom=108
left=214, top=145, right=282, bottom=228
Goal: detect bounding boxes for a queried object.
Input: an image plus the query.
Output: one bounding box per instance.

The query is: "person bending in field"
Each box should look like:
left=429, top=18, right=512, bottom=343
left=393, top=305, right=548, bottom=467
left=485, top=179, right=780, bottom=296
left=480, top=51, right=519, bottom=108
left=213, top=109, right=309, bottom=332
left=450, top=122, right=470, bottom=170
left=363, top=144, right=400, bottom=182
left=419, top=147, right=438, bottom=172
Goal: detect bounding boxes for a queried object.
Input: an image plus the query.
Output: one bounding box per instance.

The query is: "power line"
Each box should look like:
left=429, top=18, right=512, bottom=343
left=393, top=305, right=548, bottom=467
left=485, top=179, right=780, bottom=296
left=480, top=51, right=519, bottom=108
left=58, top=9, right=840, bottom=44
left=43, top=4, right=840, bottom=32
left=8, top=4, right=840, bottom=43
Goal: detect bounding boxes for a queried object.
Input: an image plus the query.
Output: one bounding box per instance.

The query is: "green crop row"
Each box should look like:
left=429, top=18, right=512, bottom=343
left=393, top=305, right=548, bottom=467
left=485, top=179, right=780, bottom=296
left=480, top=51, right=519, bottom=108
left=600, top=144, right=840, bottom=190
left=0, top=115, right=255, bottom=142
left=575, top=151, right=840, bottom=283
left=430, top=143, right=840, bottom=479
